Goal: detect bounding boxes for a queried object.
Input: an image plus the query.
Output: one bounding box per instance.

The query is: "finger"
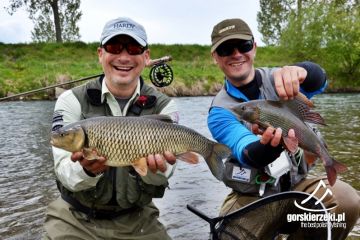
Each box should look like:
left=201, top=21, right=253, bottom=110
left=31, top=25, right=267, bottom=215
left=147, top=154, right=157, bottom=173
left=282, top=67, right=294, bottom=100
left=260, top=126, right=275, bottom=145
left=273, top=69, right=288, bottom=100
left=87, top=158, right=108, bottom=174
left=291, top=69, right=300, bottom=97
left=288, top=129, right=296, bottom=138
left=251, top=124, right=260, bottom=134
left=163, top=151, right=176, bottom=165
left=270, top=128, right=283, bottom=147
left=155, top=154, right=167, bottom=172
left=71, top=151, right=83, bottom=162
left=298, top=67, right=307, bottom=84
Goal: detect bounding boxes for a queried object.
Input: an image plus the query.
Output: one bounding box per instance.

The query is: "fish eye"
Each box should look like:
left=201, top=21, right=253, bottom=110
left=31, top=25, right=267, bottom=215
left=241, top=106, right=246, bottom=111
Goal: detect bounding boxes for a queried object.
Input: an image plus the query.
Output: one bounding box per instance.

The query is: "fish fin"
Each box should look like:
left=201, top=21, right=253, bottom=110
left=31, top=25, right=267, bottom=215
left=325, top=165, right=337, bottom=186
left=332, top=159, right=348, bottom=173
left=303, top=150, right=318, bottom=166
left=281, top=93, right=324, bottom=123
left=82, top=148, right=100, bottom=160
left=141, top=114, right=174, bottom=123
left=204, top=143, right=231, bottom=181
left=325, top=158, right=347, bottom=186
left=177, top=152, right=200, bottom=164
left=304, top=111, right=327, bottom=126
left=282, top=135, right=298, bottom=153
left=295, top=92, right=314, bottom=108
left=132, top=158, right=148, bottom=176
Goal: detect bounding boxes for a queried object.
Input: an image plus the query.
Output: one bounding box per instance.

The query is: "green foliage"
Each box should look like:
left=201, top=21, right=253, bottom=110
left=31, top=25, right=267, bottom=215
left=278, top=0, right=360, bottom=88
left=0, top=42, right=358, bottom=99
left=6, top=0, right=82, bottom=43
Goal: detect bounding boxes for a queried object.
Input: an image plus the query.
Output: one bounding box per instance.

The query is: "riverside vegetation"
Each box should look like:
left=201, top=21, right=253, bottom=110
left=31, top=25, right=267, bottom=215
left=1, top=41, right=359, bottom=100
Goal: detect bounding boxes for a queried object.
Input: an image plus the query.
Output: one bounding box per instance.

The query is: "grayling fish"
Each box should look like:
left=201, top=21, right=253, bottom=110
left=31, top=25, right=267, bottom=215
left=50, top=115, right=231, bottom=180
left=231, top=95, right=347, bottom=186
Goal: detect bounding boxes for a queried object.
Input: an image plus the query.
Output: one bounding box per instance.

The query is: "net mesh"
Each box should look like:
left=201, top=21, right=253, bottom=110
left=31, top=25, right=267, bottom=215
left=189, top=192, right=330, bottom=240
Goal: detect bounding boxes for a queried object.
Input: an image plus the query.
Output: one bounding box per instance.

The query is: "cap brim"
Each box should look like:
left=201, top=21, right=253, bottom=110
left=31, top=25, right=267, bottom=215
left=101, top=32, right=147, bottom=46
left=211, top=34, right=253, bottom=52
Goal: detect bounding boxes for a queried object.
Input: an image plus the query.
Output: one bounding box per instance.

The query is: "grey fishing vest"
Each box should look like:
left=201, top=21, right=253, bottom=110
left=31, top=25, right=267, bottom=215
left=57, top=75, right=171, bottom=211
left=211, top=68, right=310, bottom=196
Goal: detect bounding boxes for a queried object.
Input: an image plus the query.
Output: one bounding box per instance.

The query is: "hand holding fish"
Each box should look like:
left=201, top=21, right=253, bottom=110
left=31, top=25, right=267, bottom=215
left=71, top=149, right=177, bottom=176
left=71, top=151, right=108, bottom=176
left=146, top=151, right=176, bottom=173
left=273, top=66, right=307, bottom=100
left=252, top=124, right=296, bottom=148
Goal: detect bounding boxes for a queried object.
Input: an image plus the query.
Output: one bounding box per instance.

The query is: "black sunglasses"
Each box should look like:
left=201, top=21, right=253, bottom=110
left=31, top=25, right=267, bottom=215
left=216, top=39, right=254, bottom=57
left=102, top=42, right=147, bottom=55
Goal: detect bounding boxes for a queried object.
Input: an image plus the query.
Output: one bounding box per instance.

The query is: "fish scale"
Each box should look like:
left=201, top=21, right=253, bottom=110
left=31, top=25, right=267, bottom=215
left=51, top=115, right=232, bottom=180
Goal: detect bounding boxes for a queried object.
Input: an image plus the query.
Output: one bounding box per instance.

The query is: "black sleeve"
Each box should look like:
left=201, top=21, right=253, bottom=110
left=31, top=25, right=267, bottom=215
left=294, top=61, right=327, bottom=92
left=242, top=140, right=283, bottom=169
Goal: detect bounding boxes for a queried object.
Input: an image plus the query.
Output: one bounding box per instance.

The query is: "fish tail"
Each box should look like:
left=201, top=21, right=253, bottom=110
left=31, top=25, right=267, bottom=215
left=332, top=158, right=348, bottom=173
left=324, top=156, right=348, bottom=186
left=325, top=165, right=337, bottom=187
left=205, top=143, right=232, bottom=181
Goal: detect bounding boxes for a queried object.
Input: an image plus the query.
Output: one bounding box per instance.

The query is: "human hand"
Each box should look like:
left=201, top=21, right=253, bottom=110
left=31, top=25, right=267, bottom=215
left=252, top=124, right=296, bottom=147
left=71, top=150, right=108, bottom=176
left=146, top=151, right=176, bottom=173
left=273, top=66, right=307, bottom=100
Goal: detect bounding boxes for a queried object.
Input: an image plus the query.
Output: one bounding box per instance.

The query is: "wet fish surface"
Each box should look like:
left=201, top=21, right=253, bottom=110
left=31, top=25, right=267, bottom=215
left=231, top=95, right=347, bottom=186
left=51, top=115, right=231, bottom=180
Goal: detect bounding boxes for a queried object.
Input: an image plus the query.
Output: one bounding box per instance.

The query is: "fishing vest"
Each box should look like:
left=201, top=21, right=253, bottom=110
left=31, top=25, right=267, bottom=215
left=211, top=68, right=310, bottom=196
left=57, top=75, right=171, bottom=211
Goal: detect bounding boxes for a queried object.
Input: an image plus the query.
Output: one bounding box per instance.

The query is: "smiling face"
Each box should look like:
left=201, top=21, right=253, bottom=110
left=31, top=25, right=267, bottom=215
left=97, top=35, right=150, bottom=98
left=212, top=39, right=257, bottom=87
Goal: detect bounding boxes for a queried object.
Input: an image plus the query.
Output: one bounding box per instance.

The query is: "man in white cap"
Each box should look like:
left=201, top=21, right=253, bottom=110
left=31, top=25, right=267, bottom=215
left=43, top=17, right=178, bottom=239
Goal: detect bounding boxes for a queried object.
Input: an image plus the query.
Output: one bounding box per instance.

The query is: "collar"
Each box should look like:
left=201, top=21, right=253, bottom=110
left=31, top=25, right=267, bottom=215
left=225, top=79, right=250, bottom=102
left=101, top=77, right=141, bottom=104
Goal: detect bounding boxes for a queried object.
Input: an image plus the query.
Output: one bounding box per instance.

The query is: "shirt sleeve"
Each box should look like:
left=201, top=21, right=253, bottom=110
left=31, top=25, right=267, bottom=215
left=52, top=90, right=102, bottom=192
left=140, top=99, right=179, bottom=185
left=208, top=106, right=259, bottom=167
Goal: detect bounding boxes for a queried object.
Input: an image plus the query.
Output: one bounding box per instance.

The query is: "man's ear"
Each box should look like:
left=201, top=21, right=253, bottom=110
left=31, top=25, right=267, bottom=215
left=211, top=52, right=218, bottom=64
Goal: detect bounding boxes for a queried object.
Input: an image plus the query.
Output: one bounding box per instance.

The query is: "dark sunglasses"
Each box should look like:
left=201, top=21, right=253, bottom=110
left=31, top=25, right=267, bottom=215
left=102, top=42, right=147, bottom=55
left=216, top=39, right=254, bottom=57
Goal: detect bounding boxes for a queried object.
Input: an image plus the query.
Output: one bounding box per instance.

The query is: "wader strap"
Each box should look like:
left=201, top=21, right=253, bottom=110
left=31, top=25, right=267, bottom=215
left=61, top=194, right=141, bottom=219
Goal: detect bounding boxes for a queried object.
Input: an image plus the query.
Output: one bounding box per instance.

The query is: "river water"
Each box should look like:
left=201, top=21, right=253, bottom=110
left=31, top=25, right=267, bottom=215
left=0, top=94, right=359, bottom=239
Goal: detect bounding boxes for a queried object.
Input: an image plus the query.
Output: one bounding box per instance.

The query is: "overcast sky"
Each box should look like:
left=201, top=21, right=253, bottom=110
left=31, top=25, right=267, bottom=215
left=0, top=0, right=264, bottom=46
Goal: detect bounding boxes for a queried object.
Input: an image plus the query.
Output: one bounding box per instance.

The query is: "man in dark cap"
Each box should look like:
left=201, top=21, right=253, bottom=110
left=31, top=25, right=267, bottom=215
left=208, top=18, right=359, bottom=239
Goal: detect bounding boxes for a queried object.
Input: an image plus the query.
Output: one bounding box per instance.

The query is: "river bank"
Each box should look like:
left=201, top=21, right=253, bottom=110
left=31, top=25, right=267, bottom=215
left=2, top=80, right=360, bottom=101
left=1, top=43, right=360, bottom=100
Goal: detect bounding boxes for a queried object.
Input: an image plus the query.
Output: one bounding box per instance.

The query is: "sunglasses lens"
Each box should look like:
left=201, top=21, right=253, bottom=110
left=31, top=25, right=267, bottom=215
left=216, top=40, right=254, bottom=57
left=103, top=43, right=123, bottom=54
left=127, top=43, right=146, bottom=55
left=103, top=42, right=146, bottom=55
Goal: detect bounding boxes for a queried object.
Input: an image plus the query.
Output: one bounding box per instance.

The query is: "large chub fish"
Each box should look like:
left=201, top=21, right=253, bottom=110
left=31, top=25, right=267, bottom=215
left=50, top=115, right=230, bottom=181
left=231, top=95, right=347, bottom=186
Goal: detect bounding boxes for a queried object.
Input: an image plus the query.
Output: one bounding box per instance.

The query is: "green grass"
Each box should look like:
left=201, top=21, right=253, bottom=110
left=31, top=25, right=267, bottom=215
left=0, top=42, right=358, bottom=99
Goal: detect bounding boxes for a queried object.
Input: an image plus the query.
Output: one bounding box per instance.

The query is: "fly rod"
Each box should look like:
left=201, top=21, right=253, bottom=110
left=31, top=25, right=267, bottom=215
left=0, top=56, right=172, bottom=102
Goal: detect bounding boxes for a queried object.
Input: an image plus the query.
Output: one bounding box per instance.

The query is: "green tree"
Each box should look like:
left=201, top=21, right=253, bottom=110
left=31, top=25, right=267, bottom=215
left=279, top=0, right=360, bottom=87
left=5, top=0, right=82, bottom=42
left=257, top=0, right=294, bottom=45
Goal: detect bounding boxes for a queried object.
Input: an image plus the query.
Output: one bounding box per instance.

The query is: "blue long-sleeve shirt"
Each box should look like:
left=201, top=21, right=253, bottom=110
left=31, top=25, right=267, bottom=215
left=208, top=62, right=327, bottom=168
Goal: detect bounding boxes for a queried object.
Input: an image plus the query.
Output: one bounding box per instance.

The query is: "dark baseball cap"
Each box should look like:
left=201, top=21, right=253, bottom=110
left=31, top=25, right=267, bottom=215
left=211, top=18, right=253, bottom=52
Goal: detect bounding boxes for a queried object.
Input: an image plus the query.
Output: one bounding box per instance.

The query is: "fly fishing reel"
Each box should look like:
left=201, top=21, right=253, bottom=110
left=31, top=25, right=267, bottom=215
left=149, top=56, right=173, bottom=87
